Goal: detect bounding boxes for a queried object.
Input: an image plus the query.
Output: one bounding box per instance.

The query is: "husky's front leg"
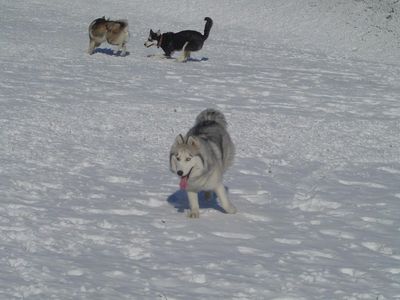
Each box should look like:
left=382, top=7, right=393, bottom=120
left=215, top=184, right=237, bottom=214
left=187, top=191, right=200, bottom=218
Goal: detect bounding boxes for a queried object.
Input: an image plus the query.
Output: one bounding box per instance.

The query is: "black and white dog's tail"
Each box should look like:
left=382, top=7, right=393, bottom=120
left=195, top=108, right=227, bottom=129
left=203, top=17, right=213, bottom=40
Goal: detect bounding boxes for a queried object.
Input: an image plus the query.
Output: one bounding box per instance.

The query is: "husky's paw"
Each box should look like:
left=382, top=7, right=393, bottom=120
left=224, top=205, right=237, bottom=214
left=176, top=57, right=188, bottom=63
left=187, top=209, right=200, bottom=218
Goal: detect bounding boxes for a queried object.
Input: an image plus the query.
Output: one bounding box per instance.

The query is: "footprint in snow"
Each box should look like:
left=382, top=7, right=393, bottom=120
left=169, top=232, right=202, bottom=242
left=237, top=246, right=274, bottom=258
left=105, top=176, right=132, bottom=184
left=319, top=229, right=355, bottom=240
left=177, top=268, right=207, bottom=284
left=338, top=179, right=387, bottom=189
left=361, top=216, right=394, bottom=225
left=86, top=208, right=148, bottom=216
left=241, top=212, right=271, bottom=222
left=103, top=270, right=126, bottom=278
left=229, top=188, right=271, bottom=205
left=67, top=269, right=84, bottom=276
left=212, top=232, right=255, bottom=239
left=377, top=166, right=400, bottom=174
left=274, top=238, right=302, bottom=245
left=340, top=268, right=366, bottom=279
left=361, top=242, right=394, bottom=256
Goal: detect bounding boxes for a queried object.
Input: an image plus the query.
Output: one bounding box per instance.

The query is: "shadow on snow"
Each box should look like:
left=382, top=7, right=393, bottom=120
left=167, top=189, right=225, bottom=214
left=93, top=48, right=130, bottom=57
left=147, top=54, right=208, bottom=62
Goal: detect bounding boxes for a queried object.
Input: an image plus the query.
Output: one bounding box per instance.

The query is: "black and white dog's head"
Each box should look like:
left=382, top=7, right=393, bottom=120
left=144, top=29, right=161, bottom=48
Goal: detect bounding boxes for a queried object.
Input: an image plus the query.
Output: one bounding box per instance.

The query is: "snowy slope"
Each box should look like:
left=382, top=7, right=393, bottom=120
left=1, top=0, right=400, bottom=299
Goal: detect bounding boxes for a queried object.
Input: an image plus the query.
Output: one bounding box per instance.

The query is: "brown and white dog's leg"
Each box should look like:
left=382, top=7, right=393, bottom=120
left=119, top=42, right=127, bottom=56
left=88, top=41, right=102, bottom=55
left=88, top=40, right=96, bottom=54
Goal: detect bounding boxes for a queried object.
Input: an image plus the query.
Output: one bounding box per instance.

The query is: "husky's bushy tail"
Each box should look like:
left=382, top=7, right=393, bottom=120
left=115, top=19, right=129, bottom=29
left=195, top=108, right=227, bottom=128
left=203, top=17, right=213, bottom=40
left=193, top=108, right=234, bottom=171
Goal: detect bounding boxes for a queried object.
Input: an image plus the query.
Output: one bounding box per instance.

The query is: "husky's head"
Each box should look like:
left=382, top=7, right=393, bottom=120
left=144, top=29, right=161, bottom=48
left=170, top=134, right=205, bottom=189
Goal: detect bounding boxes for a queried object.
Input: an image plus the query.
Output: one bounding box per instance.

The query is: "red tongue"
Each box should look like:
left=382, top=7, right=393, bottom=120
left=179, top=176, right=188, bottom=190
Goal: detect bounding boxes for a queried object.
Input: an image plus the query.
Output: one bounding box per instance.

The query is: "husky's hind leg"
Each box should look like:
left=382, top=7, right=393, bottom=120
left=88, top=40, right=96, bottom=54
left=176, top=42, right=190, bottom=62
left=187, top=191, right=200, bottom=218
left=118, top=42, right=127, bottom=56
left=215, top=184, right=237, bottom=214
left=183, top=50, right=191, bottom=61
left=88, top=40, right=101, bottom=55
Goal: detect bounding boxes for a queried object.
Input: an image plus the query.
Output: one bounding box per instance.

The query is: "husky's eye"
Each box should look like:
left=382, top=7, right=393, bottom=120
left=185, top=157, right=191, bottom=162
left=176, top=156, right=181, bottom=161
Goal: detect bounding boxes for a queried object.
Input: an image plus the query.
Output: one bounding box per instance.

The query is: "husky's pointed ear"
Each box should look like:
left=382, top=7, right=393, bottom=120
left=156, top=29, right=161, bottom=36
left=187, top=136, right=200, bottom=149
left=174, top=134, right=185, bottom=145
left=150, top=29, right=154, bottom=35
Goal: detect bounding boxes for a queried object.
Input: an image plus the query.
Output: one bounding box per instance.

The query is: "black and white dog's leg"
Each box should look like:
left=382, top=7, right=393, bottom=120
left=183, top=50, right=191, bottom=61
left=176, top=42, right=189, bottom=62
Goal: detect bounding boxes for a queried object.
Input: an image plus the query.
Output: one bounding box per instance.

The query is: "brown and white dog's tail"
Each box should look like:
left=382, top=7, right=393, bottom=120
left=114, top=19, right=129, bottom=29
left=105, top=19, right=128, bottom=33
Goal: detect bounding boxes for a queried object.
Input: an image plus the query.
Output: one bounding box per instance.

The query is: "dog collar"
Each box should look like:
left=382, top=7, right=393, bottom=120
left=157, top=34, right=163, bottom=48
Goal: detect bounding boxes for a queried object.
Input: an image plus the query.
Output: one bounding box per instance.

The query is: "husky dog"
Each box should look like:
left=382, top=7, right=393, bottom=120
left=144, top=17, right=213, bottom=62
left=88, top=17, right=129, bottom=56
left=170, top=109, right=237, bottom=218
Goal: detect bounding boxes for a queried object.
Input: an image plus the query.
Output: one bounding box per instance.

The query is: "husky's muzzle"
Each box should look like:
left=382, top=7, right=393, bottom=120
left=144, top=41, right=156, bottom=48
left=178, top=167, right=193, bottom=190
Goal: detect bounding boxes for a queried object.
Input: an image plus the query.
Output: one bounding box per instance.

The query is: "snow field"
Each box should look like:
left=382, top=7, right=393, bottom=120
left=1, top=0, right=400, bottom=299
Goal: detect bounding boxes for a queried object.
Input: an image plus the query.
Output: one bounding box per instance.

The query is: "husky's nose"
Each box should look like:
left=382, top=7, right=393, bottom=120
left=177, top=170, right=183, bottom=176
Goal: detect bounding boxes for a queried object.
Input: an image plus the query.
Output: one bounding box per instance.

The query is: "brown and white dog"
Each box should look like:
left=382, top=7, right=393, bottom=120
left=88, top=17, right=129, bottom=56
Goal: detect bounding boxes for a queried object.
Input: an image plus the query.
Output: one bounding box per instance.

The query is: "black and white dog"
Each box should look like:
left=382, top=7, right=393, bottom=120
left=144, top=17, right=213, bottom=62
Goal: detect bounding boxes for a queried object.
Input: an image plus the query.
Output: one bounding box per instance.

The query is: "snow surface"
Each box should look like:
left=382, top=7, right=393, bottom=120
left=1, top=0, right=400, bottom=299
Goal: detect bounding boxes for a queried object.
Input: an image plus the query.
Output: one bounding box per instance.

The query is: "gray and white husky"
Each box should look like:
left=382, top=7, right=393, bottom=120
left=170, top=109, right=237, bottom=218
left=88, top=17, right=129, bottom=56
